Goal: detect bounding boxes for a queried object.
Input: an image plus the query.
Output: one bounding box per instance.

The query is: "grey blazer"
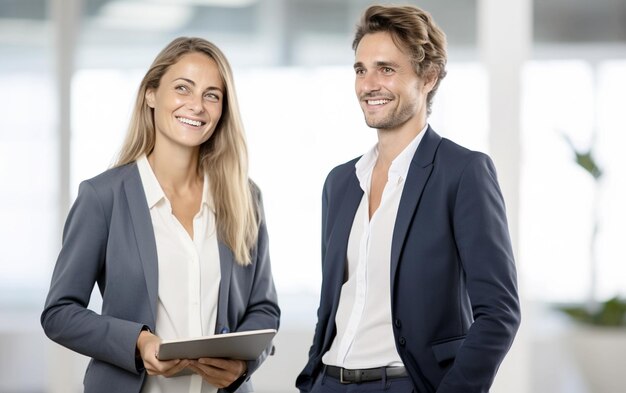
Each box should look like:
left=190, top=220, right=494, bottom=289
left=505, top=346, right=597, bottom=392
left=41, top=163, right=280, bottom=393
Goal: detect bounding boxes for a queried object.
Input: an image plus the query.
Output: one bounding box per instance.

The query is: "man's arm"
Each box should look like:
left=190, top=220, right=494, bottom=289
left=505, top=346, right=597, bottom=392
left=438, top=153, right=521, bottom=392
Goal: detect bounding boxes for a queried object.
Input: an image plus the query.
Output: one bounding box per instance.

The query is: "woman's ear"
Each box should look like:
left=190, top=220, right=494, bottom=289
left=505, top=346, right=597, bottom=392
left=145, top=89, right=156, bottom=108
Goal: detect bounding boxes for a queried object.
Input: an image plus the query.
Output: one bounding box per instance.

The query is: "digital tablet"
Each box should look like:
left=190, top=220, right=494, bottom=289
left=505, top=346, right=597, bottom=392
left=156, top=328, right=277, bottom=361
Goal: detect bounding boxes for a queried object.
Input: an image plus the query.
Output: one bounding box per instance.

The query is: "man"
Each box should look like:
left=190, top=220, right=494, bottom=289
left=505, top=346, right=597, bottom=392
left=297, top=5, right=520, bottom=393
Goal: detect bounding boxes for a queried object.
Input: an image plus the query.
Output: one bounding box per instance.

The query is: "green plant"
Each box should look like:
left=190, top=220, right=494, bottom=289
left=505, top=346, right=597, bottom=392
left=558, top=133, right=626, bottom=327
left=561, top=132, right=603, bottom=307
left=558, top=297, right=626, bottom=327
left=561, top=133, right=603, bottom=181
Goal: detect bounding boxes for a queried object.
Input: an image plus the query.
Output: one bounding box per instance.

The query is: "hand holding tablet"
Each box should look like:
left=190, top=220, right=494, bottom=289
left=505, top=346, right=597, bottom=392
left=156, top=329, right=277, bottom=361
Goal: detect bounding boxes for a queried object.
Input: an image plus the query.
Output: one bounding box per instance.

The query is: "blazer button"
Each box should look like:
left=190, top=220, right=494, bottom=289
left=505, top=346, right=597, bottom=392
left=399, top=337, right=406, bottom=346
left=394, top=319, right=401, bottom=328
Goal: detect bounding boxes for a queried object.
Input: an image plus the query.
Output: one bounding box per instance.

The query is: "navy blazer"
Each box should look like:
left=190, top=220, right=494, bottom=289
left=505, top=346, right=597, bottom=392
left=41, top=162, right=280, bottom=393
left=297, top=127, right=520, bottom=393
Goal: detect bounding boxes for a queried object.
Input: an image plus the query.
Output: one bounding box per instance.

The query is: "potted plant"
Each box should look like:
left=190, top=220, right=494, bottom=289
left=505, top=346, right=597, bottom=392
left=556, top=133, right=626, bottom=393
left=557, top=296, right=626, bottom=393
left=558, top=296, right=626, bottom=327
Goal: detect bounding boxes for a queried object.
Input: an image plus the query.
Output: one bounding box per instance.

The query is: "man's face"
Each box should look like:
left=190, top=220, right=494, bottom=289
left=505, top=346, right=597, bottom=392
left=354, top=32, right=433, bottom=131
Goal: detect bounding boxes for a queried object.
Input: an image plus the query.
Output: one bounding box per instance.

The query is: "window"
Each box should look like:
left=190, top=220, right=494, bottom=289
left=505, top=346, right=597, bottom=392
left=520, top=60, right=626, bottom=302
left=0, top=72, right=57, bottom=306
left=68, top=63, right=487, bottom=319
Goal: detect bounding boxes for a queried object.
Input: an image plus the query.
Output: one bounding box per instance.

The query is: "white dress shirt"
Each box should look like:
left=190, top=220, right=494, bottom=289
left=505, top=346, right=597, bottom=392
left=322, top=124, right=427, bottom=369
left=137, top=155, right=220, bottom=393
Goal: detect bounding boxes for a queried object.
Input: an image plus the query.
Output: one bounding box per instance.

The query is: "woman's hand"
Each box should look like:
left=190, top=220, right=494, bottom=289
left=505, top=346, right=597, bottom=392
left=186, top=358, right=247, bottom=388
left=136, top=329, right=190, bottom=377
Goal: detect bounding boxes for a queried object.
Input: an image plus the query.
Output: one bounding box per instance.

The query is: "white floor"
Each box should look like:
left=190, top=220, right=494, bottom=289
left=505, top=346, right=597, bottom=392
left=0, top=297, right=598, bottom=393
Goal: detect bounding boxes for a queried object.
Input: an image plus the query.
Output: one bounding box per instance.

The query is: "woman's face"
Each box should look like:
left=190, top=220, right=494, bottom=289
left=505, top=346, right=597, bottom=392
left=146, top=52, right=224, bottom=151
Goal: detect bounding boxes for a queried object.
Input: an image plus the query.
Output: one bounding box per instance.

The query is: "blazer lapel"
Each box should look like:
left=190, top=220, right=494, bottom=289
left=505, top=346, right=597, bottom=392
left=327, top=173, right=362, bottom=287
left=123, top=165, right=159, bottom=326
left=321, top=170, right=362, bottom=350
left=216, top=241, right=233, bottom=333
left=390, top=127, right=442, bottom=288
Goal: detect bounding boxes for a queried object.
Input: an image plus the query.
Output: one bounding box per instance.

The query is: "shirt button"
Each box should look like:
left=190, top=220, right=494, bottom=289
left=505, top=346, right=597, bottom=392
left=394, top=319, right=402, bottom=328
left=399, top=337, right=406, bottom=346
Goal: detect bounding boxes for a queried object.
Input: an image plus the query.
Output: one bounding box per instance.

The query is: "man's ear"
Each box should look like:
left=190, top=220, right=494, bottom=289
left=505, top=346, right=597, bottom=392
left=145, top=89, right=156, bottom=108
left=423, top=68, right=438, bottom=93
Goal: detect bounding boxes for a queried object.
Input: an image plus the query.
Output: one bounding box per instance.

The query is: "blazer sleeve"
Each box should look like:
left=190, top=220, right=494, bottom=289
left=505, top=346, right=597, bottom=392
left=437, top=153, right=521, bottom=392
left=235, top=186, right=281, bottom=333
left=223, top=186, right=281, bottom=393
left=40, top=180, right=145, bottom=374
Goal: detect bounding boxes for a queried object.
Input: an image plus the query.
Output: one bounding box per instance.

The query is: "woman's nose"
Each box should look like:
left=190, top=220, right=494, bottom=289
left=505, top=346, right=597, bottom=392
left=186, top=94, right=204, bottom=113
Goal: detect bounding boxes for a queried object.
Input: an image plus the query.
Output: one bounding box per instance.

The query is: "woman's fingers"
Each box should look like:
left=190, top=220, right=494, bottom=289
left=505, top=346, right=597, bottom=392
left=186, top=358, right=247, bottom=388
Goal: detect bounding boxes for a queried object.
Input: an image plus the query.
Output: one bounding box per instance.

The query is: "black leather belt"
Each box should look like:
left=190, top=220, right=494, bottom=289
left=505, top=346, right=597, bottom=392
left=325, top=365, right=408, bottom=384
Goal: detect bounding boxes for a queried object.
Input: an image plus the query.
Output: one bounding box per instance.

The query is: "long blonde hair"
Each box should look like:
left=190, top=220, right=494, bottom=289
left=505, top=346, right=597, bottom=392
left=116, top=37, right=258, bottom=265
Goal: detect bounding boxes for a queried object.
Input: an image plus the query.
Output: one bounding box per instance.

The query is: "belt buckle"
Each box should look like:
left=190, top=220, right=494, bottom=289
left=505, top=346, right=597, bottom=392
left=339, top=368, right=349, bottom=384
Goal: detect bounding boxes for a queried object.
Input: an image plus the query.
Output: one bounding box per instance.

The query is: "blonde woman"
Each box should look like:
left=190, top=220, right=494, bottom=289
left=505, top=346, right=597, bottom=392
left=41, top=37, right=280, bottom=393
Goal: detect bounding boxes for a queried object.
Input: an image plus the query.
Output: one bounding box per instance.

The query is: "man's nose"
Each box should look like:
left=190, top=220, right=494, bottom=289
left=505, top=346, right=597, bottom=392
left=358, top=72, right=381, bottom=93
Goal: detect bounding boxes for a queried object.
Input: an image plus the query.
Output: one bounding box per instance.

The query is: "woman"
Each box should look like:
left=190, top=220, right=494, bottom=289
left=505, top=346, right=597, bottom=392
left=41, top=37, right=280, bottom=393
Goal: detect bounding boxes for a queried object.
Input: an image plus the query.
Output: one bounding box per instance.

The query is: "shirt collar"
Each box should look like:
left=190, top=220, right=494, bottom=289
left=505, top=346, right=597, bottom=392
left=200, top=171, right=214, bottom=212
left=136, top=154, right=214, bottom=212
left=355, top=123, right=429, bottom=190
left=354, top=144, right=378, bottom=192
left=137, top=154, right=165, bottom=209
left=389, top=123, right=428, bottom=183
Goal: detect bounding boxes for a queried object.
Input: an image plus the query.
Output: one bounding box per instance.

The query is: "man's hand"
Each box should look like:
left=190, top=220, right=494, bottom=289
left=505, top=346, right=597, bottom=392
left=136, top=329, right=190, bottom=377
left=187, top=358, right=247, bottom=388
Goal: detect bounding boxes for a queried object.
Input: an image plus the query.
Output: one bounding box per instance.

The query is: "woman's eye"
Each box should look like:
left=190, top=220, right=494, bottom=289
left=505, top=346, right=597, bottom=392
left=204, top=92, right=220, bottom=102
left=175, top=85, right=189, bottom=93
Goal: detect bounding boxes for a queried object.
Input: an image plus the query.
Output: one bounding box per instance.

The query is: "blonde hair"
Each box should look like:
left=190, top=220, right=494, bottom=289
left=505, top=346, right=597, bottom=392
left=115, top=37, right=258, bottom=265
left=353, top=5, right=448, bottom=116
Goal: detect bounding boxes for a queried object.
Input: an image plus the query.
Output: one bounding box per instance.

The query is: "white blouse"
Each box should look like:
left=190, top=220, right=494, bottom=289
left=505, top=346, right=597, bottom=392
left=137, top=155, right=220, bottom=393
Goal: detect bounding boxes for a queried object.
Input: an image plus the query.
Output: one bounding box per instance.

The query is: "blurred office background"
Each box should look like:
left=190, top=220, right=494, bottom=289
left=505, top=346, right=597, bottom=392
left=1, top=0, right=625, bottom=392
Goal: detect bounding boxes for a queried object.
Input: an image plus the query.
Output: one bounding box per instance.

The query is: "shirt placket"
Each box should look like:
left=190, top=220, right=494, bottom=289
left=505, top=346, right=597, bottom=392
left=188, top=206, right=205, bottom=393
left=188, top=207, right=205, bottom=338
left=337, top=203, right=371, bottom=364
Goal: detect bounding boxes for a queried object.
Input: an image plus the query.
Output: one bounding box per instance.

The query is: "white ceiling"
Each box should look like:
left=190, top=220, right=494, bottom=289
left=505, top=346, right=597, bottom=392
left=1, top=0, right=625, bottom=71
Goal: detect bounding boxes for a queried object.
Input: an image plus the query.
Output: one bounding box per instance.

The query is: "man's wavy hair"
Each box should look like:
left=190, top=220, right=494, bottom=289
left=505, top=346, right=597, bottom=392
left=353, top=5, right=448, bottom=116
